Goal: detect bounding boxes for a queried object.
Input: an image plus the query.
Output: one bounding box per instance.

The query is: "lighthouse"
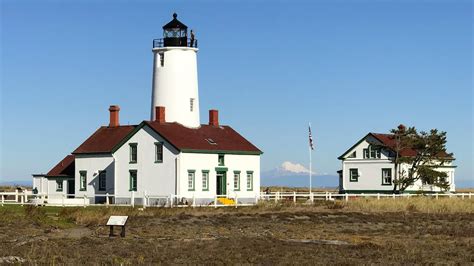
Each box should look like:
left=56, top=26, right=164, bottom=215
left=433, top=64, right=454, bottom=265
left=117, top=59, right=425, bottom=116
left=150, top=13, right=200, bottom=128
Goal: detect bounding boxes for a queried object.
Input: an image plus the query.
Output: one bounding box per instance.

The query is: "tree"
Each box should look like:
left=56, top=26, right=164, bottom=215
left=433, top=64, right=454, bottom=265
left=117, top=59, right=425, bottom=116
left=390, top=124, right=453, bottom=192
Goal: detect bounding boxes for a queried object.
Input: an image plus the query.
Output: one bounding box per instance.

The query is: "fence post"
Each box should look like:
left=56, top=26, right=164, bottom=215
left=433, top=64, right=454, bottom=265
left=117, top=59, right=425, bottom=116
left=469, top=192, right=472, bottom=199
left=293, top=192, right=296, bottom=204
left=143, top=191, right=147, bottom=209
left=214, top=195, right=217, bottom=208
left=20, top=192, right=24, bottom=206
left=235, top=194, right=238, bottom=208
left=62, top=193, right=65, bottom=207
left=345, top=193, right=349, bottom=202
left=255, top=194, right=259, bottom=205
left=106, top=193, right=110, bottom=207
left=310, top=192, right=314, bottom=203
left=1, top=194, right=4, bottom=206
left=192, top=194, right=196, bottom=208
left=15, top=189, right=18, bottom=203
left=392, top=193, right=395, bottom=199
left=436, top=193, right=439, bottom=200
left=170, top=194, right=174, bottom=208
left=24, top=190, right=28, bottom=205
left=130, top=191, right=135, bottom=208
left=325, top=191, right=328, bottom=201
left=83, top=195, right=87, bottom=208
left=377, top=193, right=380, bottom=200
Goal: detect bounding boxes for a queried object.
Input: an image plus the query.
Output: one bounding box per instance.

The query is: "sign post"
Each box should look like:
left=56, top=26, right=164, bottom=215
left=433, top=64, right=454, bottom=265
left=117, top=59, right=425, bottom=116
left=107, top=216, right=128, bottom=238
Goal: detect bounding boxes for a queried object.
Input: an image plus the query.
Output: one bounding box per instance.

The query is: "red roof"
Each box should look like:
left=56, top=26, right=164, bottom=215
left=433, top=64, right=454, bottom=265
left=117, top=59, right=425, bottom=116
left=371, top=133, right=452, bottom=158
left=46, top=155, right=75, bottom=177
left=145, top=121, right=262, bottom=154
left=73, top=125, right=136, bottom=154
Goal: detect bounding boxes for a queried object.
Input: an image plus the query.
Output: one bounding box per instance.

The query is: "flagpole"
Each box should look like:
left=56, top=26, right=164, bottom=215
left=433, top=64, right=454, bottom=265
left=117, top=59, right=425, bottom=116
left=309, top=122, right=312, bottom=194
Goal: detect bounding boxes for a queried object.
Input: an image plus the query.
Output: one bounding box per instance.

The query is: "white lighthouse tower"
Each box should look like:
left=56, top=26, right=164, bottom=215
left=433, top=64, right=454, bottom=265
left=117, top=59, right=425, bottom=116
left=150, top=13, right=200, bottom=127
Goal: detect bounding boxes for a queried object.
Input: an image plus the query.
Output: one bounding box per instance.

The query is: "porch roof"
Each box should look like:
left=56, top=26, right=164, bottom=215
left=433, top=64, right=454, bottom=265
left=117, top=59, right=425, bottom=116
left=45, top=154, right=75, bottom=177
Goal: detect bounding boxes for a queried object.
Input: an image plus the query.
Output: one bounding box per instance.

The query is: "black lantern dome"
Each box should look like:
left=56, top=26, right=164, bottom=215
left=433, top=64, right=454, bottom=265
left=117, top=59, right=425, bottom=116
left=162, top=13, right=188, bottom=47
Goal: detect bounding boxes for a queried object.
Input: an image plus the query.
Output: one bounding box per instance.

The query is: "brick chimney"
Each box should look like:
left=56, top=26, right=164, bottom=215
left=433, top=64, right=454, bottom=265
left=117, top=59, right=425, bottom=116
left=108, top=105, right=120, bottom=127
left=155, top=106, right=166, bottom=123
left=209, top=109, right=219, bottom=126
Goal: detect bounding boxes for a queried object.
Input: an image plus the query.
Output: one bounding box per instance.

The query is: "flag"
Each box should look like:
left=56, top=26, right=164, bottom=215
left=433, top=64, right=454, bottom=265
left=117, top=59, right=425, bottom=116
left=309, top=125, right=314, bottom=150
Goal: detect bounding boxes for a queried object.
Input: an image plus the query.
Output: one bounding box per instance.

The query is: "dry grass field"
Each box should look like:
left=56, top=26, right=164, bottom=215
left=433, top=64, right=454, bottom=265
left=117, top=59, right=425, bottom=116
left=0, top=198, right=473, bottom=264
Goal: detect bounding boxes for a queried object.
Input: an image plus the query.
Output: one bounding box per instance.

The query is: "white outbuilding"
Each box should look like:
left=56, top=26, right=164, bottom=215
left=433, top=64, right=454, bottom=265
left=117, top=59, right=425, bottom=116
left=337, top=132, right=455, bottom=194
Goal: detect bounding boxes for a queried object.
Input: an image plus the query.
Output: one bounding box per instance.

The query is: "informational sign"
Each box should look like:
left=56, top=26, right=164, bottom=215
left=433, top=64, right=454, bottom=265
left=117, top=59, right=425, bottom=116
left=106, top=216, right=128, bottom=226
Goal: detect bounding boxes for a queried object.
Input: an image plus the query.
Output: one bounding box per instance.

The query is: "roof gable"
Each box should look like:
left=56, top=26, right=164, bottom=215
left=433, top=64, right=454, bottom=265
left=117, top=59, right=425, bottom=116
left=72, top=125, right=137, bottom=154
left=111, top=121, right=262, bottom=155
left=146, top=122, right=262, bottom=154
left=338, top=133, right=375, bottom=160
left=339, top=132, right=453, bottom=160
left=46, top=155, right=75, bottom=177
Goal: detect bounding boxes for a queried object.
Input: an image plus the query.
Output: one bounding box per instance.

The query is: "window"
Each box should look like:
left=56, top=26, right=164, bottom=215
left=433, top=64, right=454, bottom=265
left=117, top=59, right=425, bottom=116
left=382, top=168, right=392, bottom=185
left=129, top=143, right=137, bottom=163
left=188, top=170, right=195, bottom=191
left=363, top=145, right=381, bottom=159
left=155, top=142, right=163, bottom=163
left=56, top=180, right=63, bottom=192
left=202, top=170, right=209, bottom=191
left=159, top=52, right=164, bottom=67
left=218, top=154, right=225, bottom=166
left=206, top=138, right=217, bottom=145
left=80, top=171, right=87, bottom=191
left=234, top=171, right=240, bottom=191
left=98, top=171, right=106, bottom=191
left=246, top=171, right=253, bottom=191
left=190, top=98, right=195, bottom=112
left=349, top=169, right=359, bottom=182
left=129, top=170, right=137, bottom=191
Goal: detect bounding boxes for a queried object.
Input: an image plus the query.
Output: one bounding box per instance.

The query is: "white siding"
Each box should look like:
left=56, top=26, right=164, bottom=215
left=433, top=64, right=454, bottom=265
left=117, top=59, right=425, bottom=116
left=74, top=154, right=114, bottom=201
left=113, top=125, right=179, bottom=198
left=32, top=176, right=48, bottom=194
left=151, top=47, right=200, bottom=127
left=178, top=153, right=260, bottom=199
left=45, top=178, right=68, bottom=199
left=341, top=137, right=456, bottom=193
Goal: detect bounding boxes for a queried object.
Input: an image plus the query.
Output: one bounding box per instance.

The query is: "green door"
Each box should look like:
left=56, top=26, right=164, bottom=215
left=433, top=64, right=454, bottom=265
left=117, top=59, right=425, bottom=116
left=216, top=172, right=227, bottom=197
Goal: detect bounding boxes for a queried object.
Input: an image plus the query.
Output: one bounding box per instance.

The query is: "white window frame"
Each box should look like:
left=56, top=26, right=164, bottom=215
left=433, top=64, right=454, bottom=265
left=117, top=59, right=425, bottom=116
left=202, top=171, right=209, bottom=191
left=98, top=171, right=106, bottom=191
left=234, top=171, right=240, bottom=191
left=349, top=168, right=359, bottom=182
left=155, top=142, right=163, bottom=163
left=80, top=171, right=87, bottom=191
left=188, top=170, right=195, bottom=191
left=382, top=168, right=392, bottom=185
left=246, top=171, right=253, bottom=191
left=56, top=180, right=63, bottom=192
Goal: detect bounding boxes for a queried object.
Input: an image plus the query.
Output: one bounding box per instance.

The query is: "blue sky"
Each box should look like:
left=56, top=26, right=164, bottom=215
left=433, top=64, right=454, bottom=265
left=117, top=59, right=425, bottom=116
left=1, top=0, right=472, bottom=186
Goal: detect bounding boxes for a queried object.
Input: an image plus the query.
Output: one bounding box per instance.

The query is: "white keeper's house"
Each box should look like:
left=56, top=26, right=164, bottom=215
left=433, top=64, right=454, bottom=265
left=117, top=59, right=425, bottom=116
left=32, top=13, right=262, bottom=205
left=337, top=132, right=456, bottom=194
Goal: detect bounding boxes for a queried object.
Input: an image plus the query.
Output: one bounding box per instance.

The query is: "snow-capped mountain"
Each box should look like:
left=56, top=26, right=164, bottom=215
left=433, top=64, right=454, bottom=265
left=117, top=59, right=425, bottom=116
left=261, top=161, right=338, bottom=188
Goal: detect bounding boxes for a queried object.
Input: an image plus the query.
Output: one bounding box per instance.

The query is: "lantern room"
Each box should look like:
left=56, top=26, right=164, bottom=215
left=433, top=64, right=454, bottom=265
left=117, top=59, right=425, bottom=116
left=162, top=13, right=189, bottom=47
